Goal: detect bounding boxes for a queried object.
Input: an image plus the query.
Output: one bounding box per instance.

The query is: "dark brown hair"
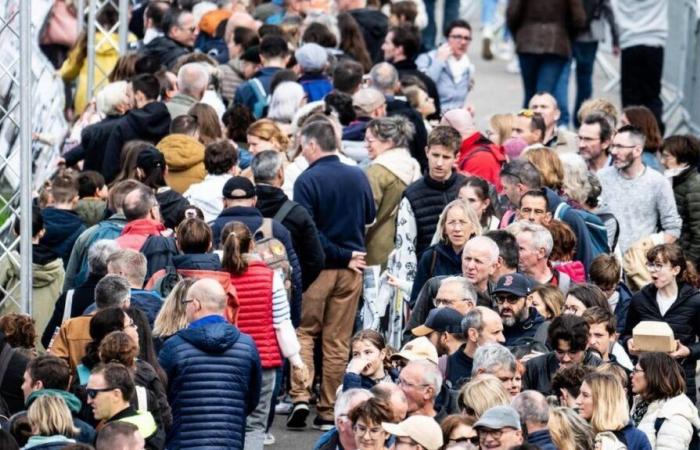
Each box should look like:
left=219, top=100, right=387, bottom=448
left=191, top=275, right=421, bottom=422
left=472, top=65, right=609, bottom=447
left=581, top=306, right=616, bottom=335
left=348, top=397, right=393, bottom=427
left=189, top=103, right=223, bottom=146
left=623, top=106, right=662, bottom=152
left=51, top=173, right=79, bottom=204
left=589, top=254, right=621, bottom=290
left=646, top=243, right=699, bottom=286
left=427, top=125, right=462, bottom=154
left=440, top=414, right=475, bottom=446
left=98, top=331, right=138, bottom=369
left=661, top=134, right=700, bottom=166
left=0, top=314, right=36, bottom=349
left=567, top=284, right=609, bottom=311
left=221, top=221, right=252, bottom=275
left=390, top=1, right=418, bottom=25
left=551, top=364, right=592, bottom=400
left=338, top=13, right=372, bottom=73
left=350, top=329, right=393, bottom=371
left=638, top=352, right=686, bottom=401
left=546, top=220, right=577, bottom=261
left=176, top=218, right=213, bottom=254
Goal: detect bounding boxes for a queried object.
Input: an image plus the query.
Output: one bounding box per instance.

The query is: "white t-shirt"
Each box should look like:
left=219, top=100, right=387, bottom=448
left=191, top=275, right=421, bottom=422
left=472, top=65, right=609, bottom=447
left=656, top=291, right=675, bottom=316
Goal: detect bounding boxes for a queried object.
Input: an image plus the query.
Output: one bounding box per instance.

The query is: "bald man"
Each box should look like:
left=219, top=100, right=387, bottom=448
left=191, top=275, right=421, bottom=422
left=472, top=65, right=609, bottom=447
left=159, top=278, right=262, bottom=449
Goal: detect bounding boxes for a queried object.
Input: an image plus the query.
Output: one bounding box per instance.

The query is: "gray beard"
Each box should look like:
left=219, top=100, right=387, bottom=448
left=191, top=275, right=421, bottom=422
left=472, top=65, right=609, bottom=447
left=503, top=316, right=516, bottom=327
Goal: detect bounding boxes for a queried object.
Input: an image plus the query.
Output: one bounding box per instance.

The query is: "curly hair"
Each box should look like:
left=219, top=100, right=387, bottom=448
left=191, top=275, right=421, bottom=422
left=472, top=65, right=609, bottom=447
left=0, top=314, right=36, bottom=349
left=99, top=331, right=138, bottom=369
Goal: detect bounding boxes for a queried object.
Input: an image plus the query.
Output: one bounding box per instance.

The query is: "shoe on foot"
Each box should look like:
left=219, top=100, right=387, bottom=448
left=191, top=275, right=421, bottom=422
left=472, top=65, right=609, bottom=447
left=312, top=416, right=335, bottom=431
left=482, top=37, right=493, bottom=60
left=275, top=399, right=293, bottom=415
left=264, top=433, right=275, bottom=445
left=286, top=402, right=309, bottom=429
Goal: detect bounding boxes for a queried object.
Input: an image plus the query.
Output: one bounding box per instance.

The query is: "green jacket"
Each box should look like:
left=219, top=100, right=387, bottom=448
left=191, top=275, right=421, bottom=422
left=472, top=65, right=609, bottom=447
left=74, top=198, right=107, bottom=227
left=672, top=167, right=700, bottom=264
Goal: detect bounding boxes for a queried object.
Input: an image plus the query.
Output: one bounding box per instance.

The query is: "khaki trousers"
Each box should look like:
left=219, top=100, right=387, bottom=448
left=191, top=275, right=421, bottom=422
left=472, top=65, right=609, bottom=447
left=290, top=269, right=362, bottom=420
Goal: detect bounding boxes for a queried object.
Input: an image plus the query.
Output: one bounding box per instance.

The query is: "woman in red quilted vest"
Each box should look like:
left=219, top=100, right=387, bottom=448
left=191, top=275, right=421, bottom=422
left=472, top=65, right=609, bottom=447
left=221, top=221, right=307, bottom=447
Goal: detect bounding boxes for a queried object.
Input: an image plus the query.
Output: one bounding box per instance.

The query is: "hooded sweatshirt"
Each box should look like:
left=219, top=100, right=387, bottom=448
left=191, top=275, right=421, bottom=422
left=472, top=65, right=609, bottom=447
left=25, top=389, right=96, bottom=444
left=349, top=8, right=388, bottom=64
left=40, top=208, right=86, bottom=265
left=157, top=134, right=206, bottom=194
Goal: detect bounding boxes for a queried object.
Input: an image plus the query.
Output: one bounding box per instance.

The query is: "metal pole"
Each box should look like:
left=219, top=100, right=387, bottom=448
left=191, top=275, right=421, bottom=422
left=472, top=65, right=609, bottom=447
left=19, top=0, right=32, bottom=315
left=86, top=0, right=96, bottom=105
left=119, top=0, right=129, bottom=54
left=77, top=0, right=85, bottom=34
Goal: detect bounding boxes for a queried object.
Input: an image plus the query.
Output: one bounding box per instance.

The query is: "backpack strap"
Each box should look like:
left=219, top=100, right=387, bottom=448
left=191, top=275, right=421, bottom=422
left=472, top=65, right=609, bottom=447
left=250, top=78, right=267, bottom=102
left=135, top=385, right=148, bottom=412
left=557, top=270, right=571, bottom=295
left=62, top=289, right=75, bottom=323
left=255, top=218, right=274, bottom=240
left=273, top=200, right=296, bottom=224
left=554, top=202, right=569, bottom=221
left=77, top=364, right=91, bottom=386
left=0, top=344, right=14, bottom=388
left=429, top=248, right=438, bottom=278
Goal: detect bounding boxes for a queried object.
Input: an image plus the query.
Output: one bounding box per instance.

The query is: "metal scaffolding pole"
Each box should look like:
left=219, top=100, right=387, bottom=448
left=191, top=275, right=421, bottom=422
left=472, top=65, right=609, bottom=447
left=19, top=0, right=32, bottom=314
left=86, top=0, right=97, bottom=106
left=119, top=0, right=129, bottom=54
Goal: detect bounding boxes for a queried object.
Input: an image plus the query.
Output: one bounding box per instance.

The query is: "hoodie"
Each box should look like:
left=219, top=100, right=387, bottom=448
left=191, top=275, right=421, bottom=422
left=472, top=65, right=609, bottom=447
left=142, top=35, right=190, bottom=69
left=116, top=219, right=167, bottom=251
left=349, top=9, right=388, bottom=64
left=74, top=198, right=107, bottom=227
left=158, top=316, right=262, bottom=450
left=40, top=208, right=86, bottom=265
left=457, top=132, right=506, bottom=192
left=156, top=187, right=191, bottom=229
left=102, top=102, right=172, bottom=182
left=24, top=389, right=96, bottom=444
left=157, top=134, right=207, bottom=194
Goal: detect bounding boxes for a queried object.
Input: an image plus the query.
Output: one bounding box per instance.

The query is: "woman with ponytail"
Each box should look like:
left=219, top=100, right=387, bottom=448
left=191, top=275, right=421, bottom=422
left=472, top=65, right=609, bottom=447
left=221, top=221, right=307, bottom=446
left=621, top=243, right=700, bottom=402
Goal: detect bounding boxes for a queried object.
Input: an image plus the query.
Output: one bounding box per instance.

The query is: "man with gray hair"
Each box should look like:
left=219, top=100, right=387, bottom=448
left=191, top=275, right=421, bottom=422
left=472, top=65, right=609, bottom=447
left=511, top=390, right=556, bottom=450
left=252, top=150, right=325, bottom=291
left=471, top=343, right=518, bottom=395
left=166, top=63, right=210, bottom=118
left=444, top=307, right=505, bottom=389
left=47, top=274, right=132, bottom=372
left=462, top=236, right=499, bottom=304
left=159, top=278, right=262, bottom=449
left=398, top=359, right=444, bottom=419
left=369, top=62, right=427, bottom=169
left=314, top=388, right=373, bottom=450
left=41, top=240, right=119, bottom=348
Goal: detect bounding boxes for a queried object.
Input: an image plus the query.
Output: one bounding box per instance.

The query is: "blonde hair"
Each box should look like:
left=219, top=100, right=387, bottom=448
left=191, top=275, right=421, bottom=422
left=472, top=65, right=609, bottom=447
left=549, top=406, right=595, bottom=450
left=433, top=199, right=482, bottom=245
left=458, top=374, right=511, bottom=419
left=153, top=278, right=197, bottom=338
left=27, top=395, right=80, bottom=437
left=247, top=119, right=290, bottom=152
left=524, top=147, right=564, bottom=191
left=577, top=98, right=618, bottom=129
left=530, top=284, right=564, bottom=319
left=489, top=113, right=513, bottom=145
left=585, top=373, right=629, bottom=433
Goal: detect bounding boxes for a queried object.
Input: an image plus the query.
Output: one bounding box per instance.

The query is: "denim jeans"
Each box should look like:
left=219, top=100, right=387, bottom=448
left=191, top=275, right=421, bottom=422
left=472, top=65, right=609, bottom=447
left=555, top=41, right=598, bottom=127
left=518, top=53, right=568, bottom=108
left=421, top=0, right=461, bottom=51
left=481, top=0, right=500, bottom=31
left=245, top=369, right=277, bottom=450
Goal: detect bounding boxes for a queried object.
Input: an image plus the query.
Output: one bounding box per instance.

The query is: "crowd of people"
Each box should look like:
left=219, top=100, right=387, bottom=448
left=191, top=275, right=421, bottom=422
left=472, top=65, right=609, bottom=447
left=0, top=0, right=694, bottom=449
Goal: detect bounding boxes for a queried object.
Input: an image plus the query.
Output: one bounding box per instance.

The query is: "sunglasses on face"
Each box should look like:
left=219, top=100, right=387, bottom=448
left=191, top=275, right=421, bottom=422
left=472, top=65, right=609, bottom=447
left=86, top=387, right=115, bottom=399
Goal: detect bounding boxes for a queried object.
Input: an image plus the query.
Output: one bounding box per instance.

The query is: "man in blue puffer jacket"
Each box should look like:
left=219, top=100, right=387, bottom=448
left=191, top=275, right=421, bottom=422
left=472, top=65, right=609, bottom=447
left=159, top=278, right=262, bottom=450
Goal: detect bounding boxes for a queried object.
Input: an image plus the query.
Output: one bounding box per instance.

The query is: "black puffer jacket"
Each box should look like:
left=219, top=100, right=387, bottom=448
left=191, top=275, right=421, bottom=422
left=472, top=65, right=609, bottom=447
left=621, top=282, right=700, bottom=402
left=255, top=184, right=325, bottom=292
left=523, top=350, right=602, bottom=395
left=64, top=115, right=122, bottom=170
left=0, top=333, right=29, bottom=415
left=672, top=167, right=700, bottom=265
left=141, top=36, right=189, bottom=69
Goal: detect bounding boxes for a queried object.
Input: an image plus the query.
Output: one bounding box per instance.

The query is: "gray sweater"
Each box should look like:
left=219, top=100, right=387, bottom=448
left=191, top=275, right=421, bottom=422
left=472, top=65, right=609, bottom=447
left=598, top=165, right=681, bottom=253
left=613, top=0, right=668, bottom=49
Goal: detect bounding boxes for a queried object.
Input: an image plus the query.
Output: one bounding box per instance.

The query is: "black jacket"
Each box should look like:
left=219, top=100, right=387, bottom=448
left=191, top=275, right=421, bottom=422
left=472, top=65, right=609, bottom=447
left=255, top=184, right=325, bottom=291
left=392, top=59, right=441, bottom=119
left=621, top=282, right=700, bottom=401
left=41, top=272, right=102, bottom=349
left=0, top=333, right=30, bottom=415
left=349, top=8, right=388, bottom=64
left=386, top=97, right=428, bottom=171
left=102, top=102, right=171, bottom=182
left=141, top=36, right=189, bottom=69
left=503, top=307, right=546, bottom=347
left=523, top=350, right=602, bottom=395
left=410, top=242, right=462, bottom=304
left=156, top=188, right=190, bottom=229
left=64, top=115, right=122, bottom=170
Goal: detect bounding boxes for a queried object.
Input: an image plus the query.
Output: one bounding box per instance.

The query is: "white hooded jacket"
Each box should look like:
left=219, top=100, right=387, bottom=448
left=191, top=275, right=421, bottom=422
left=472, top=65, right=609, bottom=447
left=634, top=393, right=700, bottom=450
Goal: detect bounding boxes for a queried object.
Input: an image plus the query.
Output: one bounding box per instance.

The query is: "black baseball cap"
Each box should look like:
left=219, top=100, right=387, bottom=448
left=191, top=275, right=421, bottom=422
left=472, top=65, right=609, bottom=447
left=492, top=273, right=533, bottom=298
left=136, top=147, right=165, bottom=171
left=222, top=176, right=256, bottom=199
left=412, top=307, right=464, bottom=336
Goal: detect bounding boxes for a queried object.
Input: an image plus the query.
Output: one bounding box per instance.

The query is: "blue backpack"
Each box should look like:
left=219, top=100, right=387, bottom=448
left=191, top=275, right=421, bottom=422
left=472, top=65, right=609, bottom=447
left=73, top=220, right=124, bottom=288
left=554, top=202, right=610, bottom=256
left=250, top=78, right=269, bottom=119
left=193, top=19, right=229, bottom=64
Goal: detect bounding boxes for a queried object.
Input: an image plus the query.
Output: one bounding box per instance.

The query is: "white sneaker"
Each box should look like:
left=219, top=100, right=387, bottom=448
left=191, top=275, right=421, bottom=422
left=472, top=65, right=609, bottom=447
left=264, top=433, right=275, bottom=446
left=275, top=400, right=293, bottom=415
left=506, top=59, right=520, bottom=74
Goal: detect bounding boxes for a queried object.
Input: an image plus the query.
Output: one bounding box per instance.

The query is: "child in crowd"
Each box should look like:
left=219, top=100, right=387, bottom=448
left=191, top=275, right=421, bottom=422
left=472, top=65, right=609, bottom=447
left=75, top=170, right=108, bottom=227
left=39, top=172, right=86, bottom=265
left=343, top=329, right=398, bottom=391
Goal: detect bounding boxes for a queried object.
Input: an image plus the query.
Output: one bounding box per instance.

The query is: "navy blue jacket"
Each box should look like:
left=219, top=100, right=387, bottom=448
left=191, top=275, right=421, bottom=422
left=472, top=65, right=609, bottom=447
left=299, top=72, right=333, bottom=102
left=503, top=307, right=546, bottom=347
left=172, top=253, right=222, bottom=271
left=341, top=368, right=399, bottom=391
left=616, top=422, right=652, bottom=450
left=40, top=208, right=86, bottom=266
left=410, top=242, right=462, bottom=304
left=293, top=155, right=376, bottom=268
left=211, top=206, right=302, bottom=322
left=159, top=315, right=262, bottom=450
left=84, top=289, right=163, bottom=328
left=528, top=429, right=557, bottom=450
left=615, top=282, right=633, bottom=334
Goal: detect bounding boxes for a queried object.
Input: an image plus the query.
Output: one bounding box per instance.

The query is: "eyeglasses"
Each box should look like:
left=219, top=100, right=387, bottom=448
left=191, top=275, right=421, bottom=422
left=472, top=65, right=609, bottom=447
left=645, top=262, right=668, bottom=272
left=353, top=424, right=384, bottom=437
left=449, top=436, right=480, bottom=445
left=632, top=367, right=645, bottom=374
left=610, top=143, right=637, bottom=151
left=181, top=298, right=196, bottom=305
left=478, top=428, right=510, bottom=440
left=86, top=387, right=115, bottom=399
left=397, top=378, right=430, bottom=390
left=180, top=25, right=197, bottom=33
left=554, top=349, right=582, bottom=358
left=494, top=294, right=522, bottom=305
left=448, top=34, right=472, bottom=41
left=434, top=297, right=472, bottom=308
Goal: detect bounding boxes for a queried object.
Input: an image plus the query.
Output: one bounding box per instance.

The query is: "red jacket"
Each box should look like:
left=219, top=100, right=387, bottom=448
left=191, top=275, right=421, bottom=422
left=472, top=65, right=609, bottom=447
left=116, top=219, right=167, bottom=250
left=554, top=261, right=586, bottom=284
left=457, top=132, right=506, bottom=192
left=229, top=260, right=281, bottom=369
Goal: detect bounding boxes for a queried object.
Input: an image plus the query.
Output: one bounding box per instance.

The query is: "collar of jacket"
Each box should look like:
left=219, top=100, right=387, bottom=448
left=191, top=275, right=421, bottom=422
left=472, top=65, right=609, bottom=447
left=189, top=314, right=227, bottom=329
left=219, top=205, right=262, bottom=218
left=423, top=171, right=460, bottom=190
left=392, top=58, right=418, bottom=70
left=26, top=389, right=82, bottom=413
left=308, top=154, right=340, bottom=169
